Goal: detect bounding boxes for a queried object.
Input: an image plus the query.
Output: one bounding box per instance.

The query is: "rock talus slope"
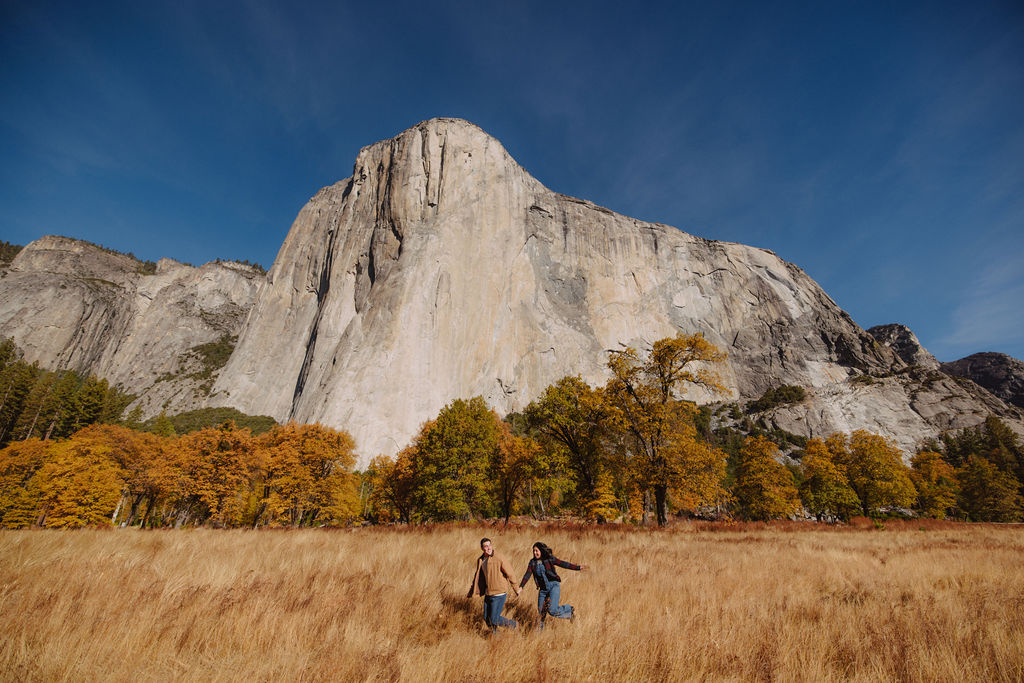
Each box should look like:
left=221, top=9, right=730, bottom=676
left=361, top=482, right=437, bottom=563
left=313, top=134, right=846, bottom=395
left=211, top=118, right=1021, bottom=458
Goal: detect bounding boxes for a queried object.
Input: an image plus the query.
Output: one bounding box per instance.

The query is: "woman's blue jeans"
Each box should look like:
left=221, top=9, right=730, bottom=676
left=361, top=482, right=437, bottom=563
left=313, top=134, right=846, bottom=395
left=483, top=593, right=516, bottom=631
left=538, top=581, right=572, bottom=619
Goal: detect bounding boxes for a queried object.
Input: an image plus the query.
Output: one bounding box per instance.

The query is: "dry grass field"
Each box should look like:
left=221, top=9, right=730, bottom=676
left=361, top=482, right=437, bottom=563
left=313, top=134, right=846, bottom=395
left=1, top=522, right=1022, bottom=682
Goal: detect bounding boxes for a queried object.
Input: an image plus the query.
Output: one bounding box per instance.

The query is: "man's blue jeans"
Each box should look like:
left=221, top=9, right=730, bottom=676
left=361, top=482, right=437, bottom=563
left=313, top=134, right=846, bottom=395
left=538, top=581, right=572, bottom=619
left=483, top=593, right=516, bottom=631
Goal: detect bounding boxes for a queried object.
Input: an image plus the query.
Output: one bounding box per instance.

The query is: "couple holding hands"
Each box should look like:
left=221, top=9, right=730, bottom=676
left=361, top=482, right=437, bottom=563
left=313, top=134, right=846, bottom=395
left=467, top=537, right=587, bottom=633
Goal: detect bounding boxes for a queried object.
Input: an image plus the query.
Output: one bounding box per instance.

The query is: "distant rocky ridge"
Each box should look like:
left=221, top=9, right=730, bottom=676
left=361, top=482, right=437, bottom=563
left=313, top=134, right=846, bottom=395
left=867, top=324, right=939, bottom=369
left=0, top=235, right=262, bottom=417
left=941, top=353, right=1024, bottom=410
left=2, top=118, right=1022, bottom=462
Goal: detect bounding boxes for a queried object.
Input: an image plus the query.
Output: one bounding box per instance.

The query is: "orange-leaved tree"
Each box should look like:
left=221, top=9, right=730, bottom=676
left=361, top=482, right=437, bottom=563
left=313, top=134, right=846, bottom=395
left=255, top=422, right=359, bottom=527
left=66, top=424, right=167, bottom=527
left=31, top=437, right=125, bottom=528
left=176, top=422, right=256, bottom=527
left=492, top=419, right=542, bottom=525
left=0, top=438, right=51, bottom=527
left=366, top=446, right=419, bottom=523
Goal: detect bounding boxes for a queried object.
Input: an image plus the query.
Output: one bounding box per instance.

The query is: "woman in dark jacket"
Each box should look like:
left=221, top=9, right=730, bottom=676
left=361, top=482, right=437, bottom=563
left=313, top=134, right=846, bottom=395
left=519, top=542, right=586, bottom=625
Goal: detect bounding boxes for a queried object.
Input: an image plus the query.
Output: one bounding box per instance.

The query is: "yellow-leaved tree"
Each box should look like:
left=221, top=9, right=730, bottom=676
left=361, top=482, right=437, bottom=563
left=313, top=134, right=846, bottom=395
left=799, top=438, right=860, bottom=522
left=604, top=333, right=727, bottom=525
left=909, top=450, right=958, bottom=519
left=366, top=446, right=419, bottom=523
left=492, top=420, right=542, bottom=525
left=32, top=437, right=125, bottom=528
left=826, top=431, right=916, bottom=517
left=732, top=436, right=801, bottom=521
left=524, top=376, right=609, bottom=517
left=0, top=438, right=51, bottom=527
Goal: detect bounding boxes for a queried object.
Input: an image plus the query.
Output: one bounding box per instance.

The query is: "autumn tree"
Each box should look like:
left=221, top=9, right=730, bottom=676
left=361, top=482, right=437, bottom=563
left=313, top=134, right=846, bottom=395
left=254, top=422, right=359, bottom=527
left=910, top=450, right=959, bottom=519
left=826, top=431, right=916, bottom=517
left=604, top=333, right=727, bottom=525
left=66, top=424, right=167, bottom=527
left=175, top=422, right=256, bottom=527
left=31, top=437, right=125, bottom=528
left=492, top=420, right=542, bottom=524
left=732, top=435, right=801, bottom=520
left=0, top=438, right=51, bottom=527
left=365, top=448, right=418, bottom=523
left=799, top=438, right=860, bottom=522
left=413, top=397, right=499, bottom=521
left=524, top=376, right=609, bottom=513
left=660, top=405, right=729, bottom=514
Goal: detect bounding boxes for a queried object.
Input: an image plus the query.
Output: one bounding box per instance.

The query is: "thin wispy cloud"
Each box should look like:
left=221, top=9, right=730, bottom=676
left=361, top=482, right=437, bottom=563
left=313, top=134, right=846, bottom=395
left=935, top=253, right=1024, bottom=360
left=2, top=0, right=1023, bottom=358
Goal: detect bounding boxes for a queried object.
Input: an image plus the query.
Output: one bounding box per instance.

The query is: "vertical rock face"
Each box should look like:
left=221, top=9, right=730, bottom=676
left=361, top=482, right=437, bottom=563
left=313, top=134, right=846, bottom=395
left=211, top=117, right=1020, bottom=460
left=941, top=353, right=1024, bottom=410
left=0, top=236, right=263, bottom=415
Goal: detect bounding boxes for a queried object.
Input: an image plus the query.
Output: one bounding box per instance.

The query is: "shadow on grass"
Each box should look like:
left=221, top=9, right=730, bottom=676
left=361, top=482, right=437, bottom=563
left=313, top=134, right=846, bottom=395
left=437, top=585, right=548, bottom=635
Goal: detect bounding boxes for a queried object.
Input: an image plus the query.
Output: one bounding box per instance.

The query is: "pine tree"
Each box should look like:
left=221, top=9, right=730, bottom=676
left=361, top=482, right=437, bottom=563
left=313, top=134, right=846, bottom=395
left=957, top=456, right=1023, bottom=522
left=0, top=362, right=38, bottom=445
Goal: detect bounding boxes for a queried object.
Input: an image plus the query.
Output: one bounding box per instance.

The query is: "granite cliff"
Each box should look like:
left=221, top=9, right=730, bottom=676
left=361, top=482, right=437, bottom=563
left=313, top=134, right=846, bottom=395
left=0, top=236, right=263, bottom=416
left=3, top=119, right=1021, bottom=461
left=208, top=118, right=1021, bottom=458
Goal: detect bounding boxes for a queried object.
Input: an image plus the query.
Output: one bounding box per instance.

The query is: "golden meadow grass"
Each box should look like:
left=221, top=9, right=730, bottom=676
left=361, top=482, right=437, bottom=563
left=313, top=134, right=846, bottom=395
left=1, top=523, right=1022, bottom=682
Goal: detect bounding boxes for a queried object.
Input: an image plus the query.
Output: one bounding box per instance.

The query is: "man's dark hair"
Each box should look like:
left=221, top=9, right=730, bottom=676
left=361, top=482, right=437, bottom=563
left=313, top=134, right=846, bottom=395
left=480, top=537, right=491, bottom=548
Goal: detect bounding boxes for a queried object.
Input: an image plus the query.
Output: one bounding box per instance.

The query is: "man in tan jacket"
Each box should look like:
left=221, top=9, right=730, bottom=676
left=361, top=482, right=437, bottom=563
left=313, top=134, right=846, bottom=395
left=467, top=537, right=520, bottom=633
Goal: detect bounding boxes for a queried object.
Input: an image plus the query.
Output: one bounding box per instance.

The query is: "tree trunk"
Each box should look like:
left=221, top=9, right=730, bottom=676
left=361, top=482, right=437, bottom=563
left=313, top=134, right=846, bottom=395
left=111, top=493, right=125, bottom=525
left=652, top=486, right=670, bottom=526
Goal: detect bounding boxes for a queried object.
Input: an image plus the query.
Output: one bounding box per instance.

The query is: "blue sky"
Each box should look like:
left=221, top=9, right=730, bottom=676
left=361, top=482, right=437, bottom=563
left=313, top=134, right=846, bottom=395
left=2, top=0, right=1022, bottom=362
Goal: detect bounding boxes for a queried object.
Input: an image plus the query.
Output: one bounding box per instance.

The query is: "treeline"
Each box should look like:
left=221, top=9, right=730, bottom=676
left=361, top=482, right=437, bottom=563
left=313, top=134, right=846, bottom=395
left=0, top=240, right=22, bottom=264
left=0, top=422, right=359, bottom=529
left=363, top=335, right=1023, bottom=525
left=0, top=339, right=135, bottom=448
left=1, top=334, right=1022, bottom=529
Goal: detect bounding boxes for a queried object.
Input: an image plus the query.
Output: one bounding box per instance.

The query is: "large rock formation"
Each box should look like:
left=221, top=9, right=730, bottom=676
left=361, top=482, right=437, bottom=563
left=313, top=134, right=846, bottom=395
left=4, top=119, right=1021, bottom=461
left=941, top=353, right=1024, bottom=410
left=0, top=236, right=263, bottom=416
left=208, top=118, right=1022, bottom=459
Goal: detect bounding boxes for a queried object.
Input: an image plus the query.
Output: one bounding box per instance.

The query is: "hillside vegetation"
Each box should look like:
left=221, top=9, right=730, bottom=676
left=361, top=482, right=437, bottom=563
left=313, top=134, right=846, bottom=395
left=2, top=334, right=1023, bottom=528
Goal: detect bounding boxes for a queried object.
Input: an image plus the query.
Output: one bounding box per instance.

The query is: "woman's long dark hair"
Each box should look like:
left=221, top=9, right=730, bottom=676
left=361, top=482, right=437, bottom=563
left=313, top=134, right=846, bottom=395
left=533, top=542, right=553, bottom=560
